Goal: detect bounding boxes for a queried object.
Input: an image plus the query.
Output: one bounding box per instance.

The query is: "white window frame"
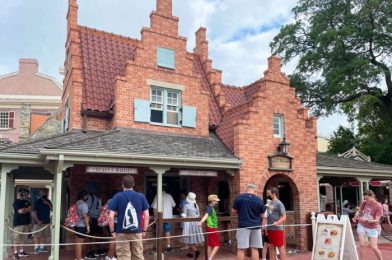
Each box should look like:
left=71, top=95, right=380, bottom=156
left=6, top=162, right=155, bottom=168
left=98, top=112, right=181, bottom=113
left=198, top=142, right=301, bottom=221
left=150, top=87, right=181, bottom=126
left=0, top=112, right=10, bottom=129
left=273, top=114, right=284, bottom=138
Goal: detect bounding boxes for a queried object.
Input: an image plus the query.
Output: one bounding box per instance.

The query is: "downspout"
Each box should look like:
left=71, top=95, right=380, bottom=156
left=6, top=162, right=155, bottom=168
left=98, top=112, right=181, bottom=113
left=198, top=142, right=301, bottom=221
left=83, top=113, right=87, bottom=133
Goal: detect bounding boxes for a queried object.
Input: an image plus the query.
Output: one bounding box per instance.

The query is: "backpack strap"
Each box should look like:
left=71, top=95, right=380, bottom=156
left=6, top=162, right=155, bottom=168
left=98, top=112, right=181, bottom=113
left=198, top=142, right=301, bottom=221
left=121, top=191, right=134, bottom=205
left=87, top=195, right=94, bottom=212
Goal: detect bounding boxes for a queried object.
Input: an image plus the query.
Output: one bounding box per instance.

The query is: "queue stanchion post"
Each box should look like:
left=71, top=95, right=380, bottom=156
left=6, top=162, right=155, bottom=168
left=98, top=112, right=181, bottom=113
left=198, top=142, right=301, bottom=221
left=204, top=222, right=208, bottom=260
left=156, top=212, right=163, bottom=260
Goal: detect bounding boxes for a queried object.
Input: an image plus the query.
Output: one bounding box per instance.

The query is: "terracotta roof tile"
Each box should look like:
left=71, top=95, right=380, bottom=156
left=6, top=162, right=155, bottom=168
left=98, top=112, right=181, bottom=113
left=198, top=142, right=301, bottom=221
left=221, top=79, right=263, bottom=108
left=80, top=27, right=138, bottom=112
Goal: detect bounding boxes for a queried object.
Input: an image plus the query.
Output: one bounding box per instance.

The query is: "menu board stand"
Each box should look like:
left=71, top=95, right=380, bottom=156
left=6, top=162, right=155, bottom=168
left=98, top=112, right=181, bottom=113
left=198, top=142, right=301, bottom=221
left=312, top=214, right=359, bottom=260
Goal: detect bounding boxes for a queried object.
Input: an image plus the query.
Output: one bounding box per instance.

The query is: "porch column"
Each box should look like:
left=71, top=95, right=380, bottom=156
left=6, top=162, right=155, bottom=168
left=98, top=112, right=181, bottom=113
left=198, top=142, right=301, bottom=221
left=316, top=176, right=322, bottom=211
left=49, top=155, right=65, bottom=260
left=0, top=164, right=17, bottom=259
left=151, top=167, right=169, bottom=260
left=357, top=178, right=371, bottom=203
left=339, top=185, right=343, bottom=215
left=333, top=186, right=337, bottom=214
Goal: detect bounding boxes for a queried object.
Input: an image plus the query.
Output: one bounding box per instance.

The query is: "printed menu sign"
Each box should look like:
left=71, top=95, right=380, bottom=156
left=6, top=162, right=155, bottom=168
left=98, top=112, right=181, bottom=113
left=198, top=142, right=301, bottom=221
left=312, top=214, right=358, bottom=260
left=313, top=223, right=343, bottom=260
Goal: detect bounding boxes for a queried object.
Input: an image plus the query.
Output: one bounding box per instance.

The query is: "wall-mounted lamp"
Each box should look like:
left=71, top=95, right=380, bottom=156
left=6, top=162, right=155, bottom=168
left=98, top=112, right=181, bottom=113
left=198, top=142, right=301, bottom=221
left=278, top=135, right=290, bottom=156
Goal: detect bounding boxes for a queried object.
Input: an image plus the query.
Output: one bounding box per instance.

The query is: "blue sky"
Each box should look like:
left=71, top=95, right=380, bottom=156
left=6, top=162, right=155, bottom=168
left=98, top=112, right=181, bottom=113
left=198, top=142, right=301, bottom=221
left=0, top=0, right=350, bottom=136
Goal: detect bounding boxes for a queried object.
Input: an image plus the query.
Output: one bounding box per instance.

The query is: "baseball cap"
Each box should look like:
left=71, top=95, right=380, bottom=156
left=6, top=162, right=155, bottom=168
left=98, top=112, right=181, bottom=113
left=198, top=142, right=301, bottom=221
left=208, top=194, right=220, bottom=202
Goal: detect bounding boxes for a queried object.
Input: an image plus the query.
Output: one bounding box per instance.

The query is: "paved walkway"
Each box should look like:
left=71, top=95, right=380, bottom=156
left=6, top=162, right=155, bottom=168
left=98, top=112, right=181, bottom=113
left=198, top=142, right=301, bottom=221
left=6, top=224, right=392, bottom=259
left=6, top=243, right=392, bottom=260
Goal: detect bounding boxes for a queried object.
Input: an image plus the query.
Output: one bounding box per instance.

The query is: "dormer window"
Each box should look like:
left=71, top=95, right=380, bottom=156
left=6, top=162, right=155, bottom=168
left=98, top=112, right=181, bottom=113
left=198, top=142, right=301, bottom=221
left=157, top=47, right=175, bottom=69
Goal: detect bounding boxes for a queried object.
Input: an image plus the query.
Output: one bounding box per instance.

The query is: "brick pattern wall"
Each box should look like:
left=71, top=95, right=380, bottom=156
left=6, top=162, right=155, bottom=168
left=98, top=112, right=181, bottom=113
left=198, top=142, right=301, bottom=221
left=216, top=57, right=318, bottom=249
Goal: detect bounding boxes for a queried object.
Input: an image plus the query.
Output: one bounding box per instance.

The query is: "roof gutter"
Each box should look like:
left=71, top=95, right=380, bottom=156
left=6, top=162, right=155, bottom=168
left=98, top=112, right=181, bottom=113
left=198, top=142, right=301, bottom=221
left=81, top=109, right=113, bottom=118
left=40, top=149, right=242, bottom=169
left=318, top=166, right=392, bottom=177
left=0, top=153, right=42, bottom=165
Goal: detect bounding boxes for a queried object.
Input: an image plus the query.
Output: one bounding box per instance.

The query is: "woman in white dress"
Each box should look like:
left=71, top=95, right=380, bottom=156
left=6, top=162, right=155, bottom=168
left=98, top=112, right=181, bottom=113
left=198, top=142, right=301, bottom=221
left=182, top=192, right=204, bottom=259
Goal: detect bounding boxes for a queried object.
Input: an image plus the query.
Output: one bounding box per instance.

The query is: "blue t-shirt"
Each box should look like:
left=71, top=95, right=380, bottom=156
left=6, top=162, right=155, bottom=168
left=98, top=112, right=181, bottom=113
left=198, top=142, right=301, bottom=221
left=34, top=198, right=52, bottom=224
left=108, top=190, right=149, bottom=233
left=232, top=193, right=264, bottom=228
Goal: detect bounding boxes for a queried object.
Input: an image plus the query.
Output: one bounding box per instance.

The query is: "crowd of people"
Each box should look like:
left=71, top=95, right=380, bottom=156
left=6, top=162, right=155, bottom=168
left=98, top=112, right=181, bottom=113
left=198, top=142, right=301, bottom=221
left=11, top=175, right=391, bottom=260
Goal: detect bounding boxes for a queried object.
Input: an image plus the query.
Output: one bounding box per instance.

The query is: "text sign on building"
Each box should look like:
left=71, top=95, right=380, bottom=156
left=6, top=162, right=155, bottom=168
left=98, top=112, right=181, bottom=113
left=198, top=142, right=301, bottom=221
left=86, top=166, right=138, bottom=175
left=179, top=170, right=218, bottom=177
left=268, top=155, right=292, bottom=171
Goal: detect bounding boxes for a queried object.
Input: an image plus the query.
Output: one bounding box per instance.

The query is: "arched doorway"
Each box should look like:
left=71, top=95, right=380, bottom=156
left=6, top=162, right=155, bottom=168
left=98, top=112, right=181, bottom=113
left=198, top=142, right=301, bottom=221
left=263, top=174, right=301, bottom=250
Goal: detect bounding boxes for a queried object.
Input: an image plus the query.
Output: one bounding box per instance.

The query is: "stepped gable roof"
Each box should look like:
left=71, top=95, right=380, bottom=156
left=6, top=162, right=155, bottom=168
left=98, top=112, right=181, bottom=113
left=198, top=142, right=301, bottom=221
left=79, top=26, right=138, bottom=112
left=78, top=27, right=222, bottom=126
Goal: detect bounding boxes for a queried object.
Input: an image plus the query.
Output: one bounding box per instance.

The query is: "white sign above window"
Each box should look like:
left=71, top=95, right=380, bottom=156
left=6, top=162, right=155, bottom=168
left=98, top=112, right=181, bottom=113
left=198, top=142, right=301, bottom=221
left=179, top=170, right=218, bottom=177
left=86, top=166, right=138, bottom=175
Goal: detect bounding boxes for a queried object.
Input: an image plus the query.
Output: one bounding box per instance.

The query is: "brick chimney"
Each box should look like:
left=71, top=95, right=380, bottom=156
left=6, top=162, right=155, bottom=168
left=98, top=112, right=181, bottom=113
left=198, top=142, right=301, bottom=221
left=19, top=59, right=38, bottom=74
left=267, top=55, right=282, bottom=73
left=157, top=0, right=172, bottom=16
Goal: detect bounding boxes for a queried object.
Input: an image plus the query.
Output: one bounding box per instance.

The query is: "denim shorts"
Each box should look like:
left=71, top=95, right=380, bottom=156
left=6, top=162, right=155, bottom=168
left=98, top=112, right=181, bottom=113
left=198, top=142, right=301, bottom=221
left=163, top=223, right=172, bottom=233
left=357, top=223, right=379, bottom=238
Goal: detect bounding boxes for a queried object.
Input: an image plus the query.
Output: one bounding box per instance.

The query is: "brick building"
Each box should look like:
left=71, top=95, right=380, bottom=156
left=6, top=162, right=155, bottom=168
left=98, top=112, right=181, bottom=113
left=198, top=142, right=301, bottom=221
left=0, top=59, right=62, bottom=145
left=0, top=0, right=319, bottom=259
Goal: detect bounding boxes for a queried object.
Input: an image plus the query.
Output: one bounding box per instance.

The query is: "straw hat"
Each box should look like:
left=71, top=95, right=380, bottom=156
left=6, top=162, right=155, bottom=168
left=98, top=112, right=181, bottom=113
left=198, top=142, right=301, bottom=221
left=208, top=194, right=220, bottom=202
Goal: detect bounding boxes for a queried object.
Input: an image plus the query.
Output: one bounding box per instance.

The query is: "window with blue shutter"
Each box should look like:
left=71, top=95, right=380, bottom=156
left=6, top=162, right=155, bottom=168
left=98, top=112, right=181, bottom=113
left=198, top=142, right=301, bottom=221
left=157, top=47, right=175, bottom=69
left=150, top=87, right=181, bottom=126
left=182, top=106, right=197, bottom=128
left=134, top=99, right=151, bottom=123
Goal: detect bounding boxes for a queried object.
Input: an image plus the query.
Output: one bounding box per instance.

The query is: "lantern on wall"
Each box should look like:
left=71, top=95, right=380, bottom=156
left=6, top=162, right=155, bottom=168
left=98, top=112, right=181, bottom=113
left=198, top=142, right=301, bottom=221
left=278, top=136, right=290, bottom=156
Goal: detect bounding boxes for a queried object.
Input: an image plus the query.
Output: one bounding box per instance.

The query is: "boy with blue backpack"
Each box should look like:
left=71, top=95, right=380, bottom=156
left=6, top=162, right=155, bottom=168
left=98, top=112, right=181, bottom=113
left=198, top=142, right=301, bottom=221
left=108, top=175, right=150, bottom=260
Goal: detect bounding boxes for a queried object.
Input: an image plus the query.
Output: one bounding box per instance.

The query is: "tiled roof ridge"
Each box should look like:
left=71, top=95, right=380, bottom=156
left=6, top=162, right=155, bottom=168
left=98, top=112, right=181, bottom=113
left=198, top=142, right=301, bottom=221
left=80, top=26, right=140, bottom=45
left=0, top=131, right=79, bottom=151
left=221, top=77, right=263, bottom=90
left=193, top=54, right=223, bottom=122
left=221, top=83, right=242, bottom=89
left=318, top=153, right=392, bottom=169
left=44, top=129, right=120, bottom=149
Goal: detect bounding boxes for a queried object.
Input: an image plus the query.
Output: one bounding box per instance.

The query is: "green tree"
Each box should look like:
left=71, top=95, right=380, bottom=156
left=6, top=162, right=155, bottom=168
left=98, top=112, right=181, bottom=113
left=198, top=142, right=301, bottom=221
left=270, top=0, right=392, bottom=120
left=327, top=125, right=357, bottom=154
left=347, top=96, right=392, bottom=164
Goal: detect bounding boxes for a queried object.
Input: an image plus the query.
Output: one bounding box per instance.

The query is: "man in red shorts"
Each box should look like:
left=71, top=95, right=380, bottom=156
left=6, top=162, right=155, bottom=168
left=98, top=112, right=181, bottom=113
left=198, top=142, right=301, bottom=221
left=266, top=187, right=286, bottom=260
